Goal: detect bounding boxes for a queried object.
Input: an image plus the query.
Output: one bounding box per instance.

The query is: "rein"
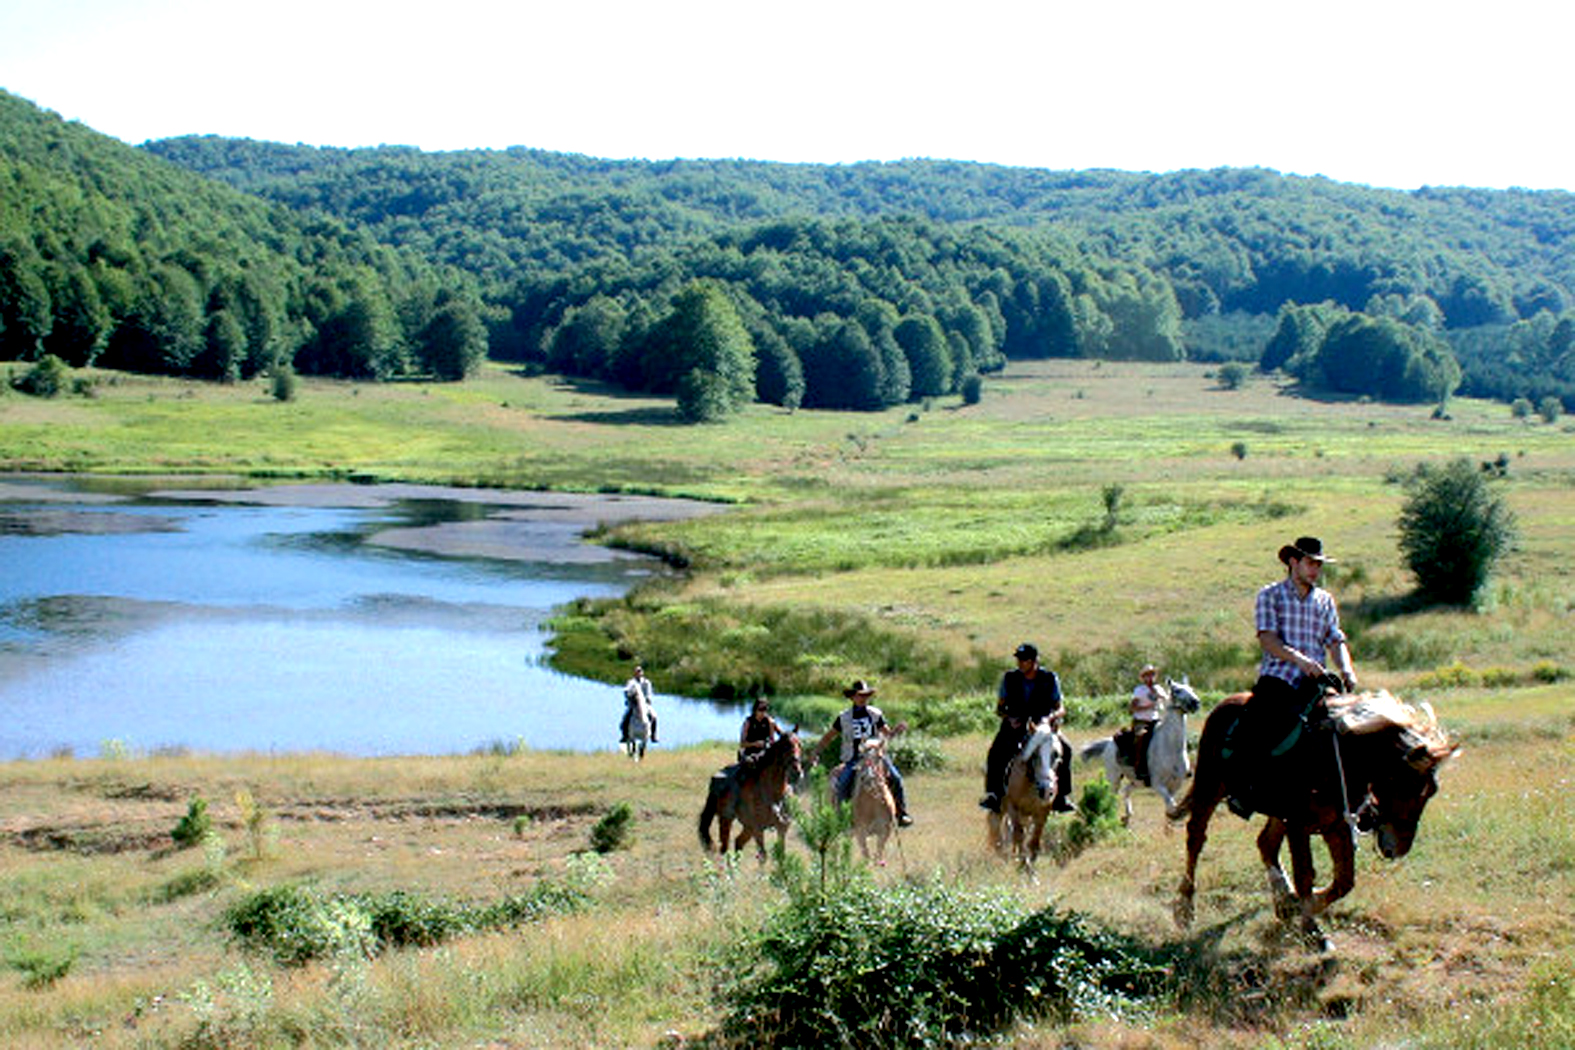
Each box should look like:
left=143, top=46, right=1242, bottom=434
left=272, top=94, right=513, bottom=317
left=1330, top=727, right=1362, bottom=847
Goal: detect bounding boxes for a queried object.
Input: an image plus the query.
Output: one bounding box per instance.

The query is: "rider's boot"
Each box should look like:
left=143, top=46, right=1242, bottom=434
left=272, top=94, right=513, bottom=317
left=1050, top=745, right=1075, bottom=812
left=892, top=775, right=914, bottom=827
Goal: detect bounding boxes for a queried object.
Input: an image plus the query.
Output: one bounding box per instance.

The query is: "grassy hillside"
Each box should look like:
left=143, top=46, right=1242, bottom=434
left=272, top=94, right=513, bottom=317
left=2, top=359, right=1573, bottom=1046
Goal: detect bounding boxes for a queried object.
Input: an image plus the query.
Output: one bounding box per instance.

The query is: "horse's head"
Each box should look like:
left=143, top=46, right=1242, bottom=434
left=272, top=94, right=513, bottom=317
left=775, top=727, right=805, bottom=787
left=1330, top=693, right=1460, bottom=859
left=1166, top=676, right=1201, bottom=715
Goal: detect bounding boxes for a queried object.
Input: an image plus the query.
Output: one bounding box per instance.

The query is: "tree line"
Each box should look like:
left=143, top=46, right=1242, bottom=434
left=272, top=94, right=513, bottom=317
left=7, top=89, right=1575, bottom=416
left=0, top=91, right=485, bottom=386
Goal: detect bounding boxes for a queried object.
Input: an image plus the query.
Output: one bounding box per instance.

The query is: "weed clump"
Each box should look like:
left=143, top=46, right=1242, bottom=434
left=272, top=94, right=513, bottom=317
left=171, top=797, right=212, bottom=849
left=223, top=868, right=601, bottom=967
left=589, top=801, right=635, bottom=853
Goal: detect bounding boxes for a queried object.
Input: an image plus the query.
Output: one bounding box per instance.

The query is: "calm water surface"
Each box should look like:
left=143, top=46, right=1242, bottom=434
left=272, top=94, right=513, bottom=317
left=0, top=479, right=742, bottom=757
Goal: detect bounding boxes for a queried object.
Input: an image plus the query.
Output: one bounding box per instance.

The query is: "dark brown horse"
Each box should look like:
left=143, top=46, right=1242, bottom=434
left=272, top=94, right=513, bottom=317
left=1170, top=689, right=1458, bottom=948
left=699, top=730, right=803, bottom=860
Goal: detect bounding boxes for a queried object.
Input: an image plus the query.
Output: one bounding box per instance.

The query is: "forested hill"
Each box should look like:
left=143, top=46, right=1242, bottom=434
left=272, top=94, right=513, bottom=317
left=6, top=87, right=1574, bottom=415
left=0, top=91, right=484, bottom=382
left=146, top=135, right=1575, bottom=325
left=145, top=134, right=1575, bottom=414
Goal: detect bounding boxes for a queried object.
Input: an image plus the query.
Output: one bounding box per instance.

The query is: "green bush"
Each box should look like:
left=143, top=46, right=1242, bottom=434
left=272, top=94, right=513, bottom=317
left=14, top=354, right=69, bottom=398
left=717, top=876, right=1167, bottom=1047
left=223, top=884, right=374, bottom=967
left=171, top=797, right=213, bottom=849
left=224, top=877, right=597, bottom=966
left=5, top=940, right=77, bottom=989
left=1397, top=458, right=1517, bottom=606
left=589, top=802, right=634, bottom=853
left=960, top=373, right=983, bottom=405
left=887, top=730, right=949, bottom=774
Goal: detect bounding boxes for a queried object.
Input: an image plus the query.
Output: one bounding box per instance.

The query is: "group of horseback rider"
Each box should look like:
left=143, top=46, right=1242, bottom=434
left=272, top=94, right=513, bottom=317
left=638, top=531, right=1357, bottom=831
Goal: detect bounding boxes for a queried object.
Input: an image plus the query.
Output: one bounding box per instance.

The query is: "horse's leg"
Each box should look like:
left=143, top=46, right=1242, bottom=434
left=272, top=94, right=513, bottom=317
left=986, top=810, right=1005, bottom=856
left=1106, top=750, right=1133, bottom=825
left=1257, top=818, right=1299, bottom=923
left=1175, top=791, right=1219, bottom=929
left=1284, top=827, right=1340, bottom=952
left=1308, top=825, right=1357, bottom=918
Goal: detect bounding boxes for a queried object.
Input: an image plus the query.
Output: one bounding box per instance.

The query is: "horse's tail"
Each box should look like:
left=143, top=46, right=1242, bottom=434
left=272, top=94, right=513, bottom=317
left=1079, top=738, right=1111, bottom=764
left=698, top=783, right=719, bottom=851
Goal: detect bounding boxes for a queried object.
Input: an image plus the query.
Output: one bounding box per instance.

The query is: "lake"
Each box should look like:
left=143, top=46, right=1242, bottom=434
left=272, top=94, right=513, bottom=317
left=0, top=477, right=743, bottom=758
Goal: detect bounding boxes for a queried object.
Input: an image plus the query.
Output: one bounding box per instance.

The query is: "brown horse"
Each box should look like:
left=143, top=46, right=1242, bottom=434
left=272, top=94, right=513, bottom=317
left=849, top=737, right=897, bottom=865
left=699, top=730, right=803, bottom=860
left=1170, top=689, right=1458, bottom=948
left=987, top=719, right=1060, bottom=872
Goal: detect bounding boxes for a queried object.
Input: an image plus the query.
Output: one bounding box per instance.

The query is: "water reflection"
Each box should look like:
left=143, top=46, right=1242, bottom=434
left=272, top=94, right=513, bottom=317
left=0, top=479, right=742, bottom=758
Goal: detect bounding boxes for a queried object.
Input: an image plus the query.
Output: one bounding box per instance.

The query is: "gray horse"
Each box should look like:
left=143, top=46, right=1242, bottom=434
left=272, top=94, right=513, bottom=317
left=1079, top=677, right=1201, bottom=823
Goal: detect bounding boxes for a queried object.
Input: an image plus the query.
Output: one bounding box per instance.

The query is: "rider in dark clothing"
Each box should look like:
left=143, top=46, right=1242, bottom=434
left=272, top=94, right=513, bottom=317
left=981, top=643, right=1074, bottom=813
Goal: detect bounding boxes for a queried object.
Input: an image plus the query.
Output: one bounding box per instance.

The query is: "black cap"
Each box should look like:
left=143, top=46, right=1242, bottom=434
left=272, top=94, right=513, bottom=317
left=1014, top=643, right=1038, bottom=661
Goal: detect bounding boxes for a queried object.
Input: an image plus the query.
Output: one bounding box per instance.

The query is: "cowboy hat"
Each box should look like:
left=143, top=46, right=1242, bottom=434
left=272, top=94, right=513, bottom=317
left=843, top=679, right=876, bottom=699
left=1278, top=536, right=1335, bottom=565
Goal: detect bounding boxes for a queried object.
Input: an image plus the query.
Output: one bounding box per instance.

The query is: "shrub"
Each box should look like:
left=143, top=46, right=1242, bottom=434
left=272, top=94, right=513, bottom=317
left=223, top=884, right=374, bottom=967
left=224, top=877, right=597, bottom=966
left=1397, top=458, right=1517, bottom=606
left=887, top=730, right=949, bottom=774
left=171, top=797, right=213, bottom=849
left=716, top=876, right=1167, bottom=1047
left=589, top=802, right=635, bottom=853
left=5, top=940, right=77, bottom=989
left=14, top=354, right=69, bottom=397
left=269, top=362, right=296, bottom=402
left=1537, top=396, right=1563, bottom=423
left=1060, top=774, right=1125, bottom=857
left=1511, top=397, right=1533, bottom=419
left=960, top=373, right=983, bottom=405
left=1217, top=361, right=1248, bottom=390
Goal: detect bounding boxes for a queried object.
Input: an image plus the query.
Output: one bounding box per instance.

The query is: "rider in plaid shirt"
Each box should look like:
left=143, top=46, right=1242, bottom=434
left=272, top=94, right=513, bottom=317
left=1226, top=536, right=1359, bottom=817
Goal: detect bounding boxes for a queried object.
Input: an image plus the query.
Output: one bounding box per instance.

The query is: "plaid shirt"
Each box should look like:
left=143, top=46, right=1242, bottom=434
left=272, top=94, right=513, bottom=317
left=1255, top=577, right=1346, bottom=686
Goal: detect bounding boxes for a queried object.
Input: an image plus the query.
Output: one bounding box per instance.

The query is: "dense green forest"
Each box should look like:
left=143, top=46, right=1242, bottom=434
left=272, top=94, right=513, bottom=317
left=5, top=88, right=1575, bottom=414
left=0, top=91, right=485, bottom=384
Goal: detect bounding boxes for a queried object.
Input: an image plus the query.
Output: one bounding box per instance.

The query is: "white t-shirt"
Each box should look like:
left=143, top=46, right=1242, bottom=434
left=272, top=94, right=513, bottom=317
left=1131, top=683, right=1163, bottom=722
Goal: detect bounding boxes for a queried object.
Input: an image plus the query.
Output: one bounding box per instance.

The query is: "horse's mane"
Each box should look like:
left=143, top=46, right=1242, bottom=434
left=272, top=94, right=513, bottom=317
left=1326, top=690, right=1458, bottom=763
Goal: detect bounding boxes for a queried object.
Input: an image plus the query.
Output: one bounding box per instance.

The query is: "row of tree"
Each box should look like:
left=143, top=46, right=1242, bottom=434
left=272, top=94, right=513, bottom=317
left=8, top=89, right=1575, bottom=415
left=0, top=91, right=485, bottom=383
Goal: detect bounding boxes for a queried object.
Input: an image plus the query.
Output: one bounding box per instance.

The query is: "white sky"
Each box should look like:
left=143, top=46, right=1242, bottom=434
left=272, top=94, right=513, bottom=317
left=3, top=0, right=1570, bottom=192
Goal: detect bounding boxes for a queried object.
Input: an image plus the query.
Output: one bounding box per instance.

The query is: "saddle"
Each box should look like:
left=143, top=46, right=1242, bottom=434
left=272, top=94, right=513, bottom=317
left=1222, top=690, right=1338, bottom=818
left=1112, top=727, right=1136, bottom=765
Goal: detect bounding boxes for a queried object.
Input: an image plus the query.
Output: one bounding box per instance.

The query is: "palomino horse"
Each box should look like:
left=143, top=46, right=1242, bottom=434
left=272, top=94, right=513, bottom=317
left=1079, top=676, right=1201, bottom=824
left=621, top=688, right=655, bottom=760
left=698, top=730, right=802, bottom=860
left=1170, top=689, right=1458, bottom=949
left=987, top=719, right=1060, bottom=871
left=849, top=737, right=898, bottom=865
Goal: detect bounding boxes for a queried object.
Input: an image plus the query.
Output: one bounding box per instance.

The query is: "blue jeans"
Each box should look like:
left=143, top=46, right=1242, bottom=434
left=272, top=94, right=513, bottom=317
left=835, top=755, right=907, bottom=813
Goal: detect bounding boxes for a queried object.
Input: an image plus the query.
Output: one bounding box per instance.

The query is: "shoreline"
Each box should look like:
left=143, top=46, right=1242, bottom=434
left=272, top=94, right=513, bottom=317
left=0, top=476, right=731, bottom=563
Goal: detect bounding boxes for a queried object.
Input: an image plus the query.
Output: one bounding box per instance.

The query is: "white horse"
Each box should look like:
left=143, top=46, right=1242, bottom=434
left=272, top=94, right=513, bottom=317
left=1079, top=677, right=1201, bottom=824
left=988, top=719, right=1061, bottom=872
left=621, top=689, right=655, bottom=760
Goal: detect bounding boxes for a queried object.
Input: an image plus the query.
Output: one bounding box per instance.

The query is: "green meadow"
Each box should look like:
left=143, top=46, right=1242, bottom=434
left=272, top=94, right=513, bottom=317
left=1, top=358, right=1573, bottom=1047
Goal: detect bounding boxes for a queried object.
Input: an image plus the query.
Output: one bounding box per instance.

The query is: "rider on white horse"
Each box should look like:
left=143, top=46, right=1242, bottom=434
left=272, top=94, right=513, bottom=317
left=620, top=665, right=658, bottom=744
left=1131, top=664, right=1166, bottom=785
left=982, top=643, right=1073, bottom=814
